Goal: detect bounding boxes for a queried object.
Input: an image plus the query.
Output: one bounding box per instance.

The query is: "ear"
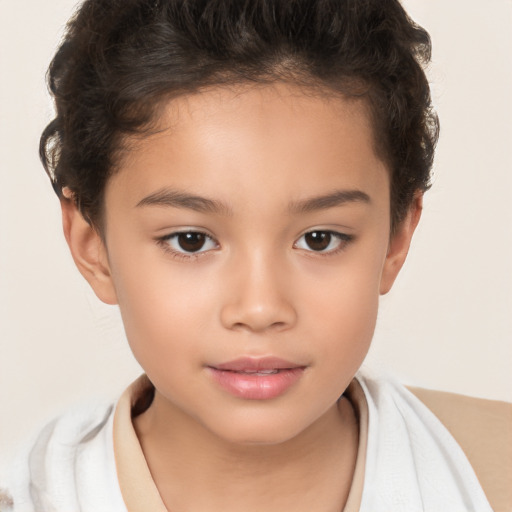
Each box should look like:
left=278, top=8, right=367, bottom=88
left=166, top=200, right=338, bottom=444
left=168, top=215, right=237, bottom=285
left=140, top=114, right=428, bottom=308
left=379, top=192, right=423, bottom=295
left=61, top=195, right=118, bottom=305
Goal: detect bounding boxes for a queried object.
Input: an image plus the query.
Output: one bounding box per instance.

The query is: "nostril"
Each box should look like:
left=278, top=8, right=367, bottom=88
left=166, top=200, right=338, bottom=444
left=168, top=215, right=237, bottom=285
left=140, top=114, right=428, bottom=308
left=230, top=319, right=290, bottom=333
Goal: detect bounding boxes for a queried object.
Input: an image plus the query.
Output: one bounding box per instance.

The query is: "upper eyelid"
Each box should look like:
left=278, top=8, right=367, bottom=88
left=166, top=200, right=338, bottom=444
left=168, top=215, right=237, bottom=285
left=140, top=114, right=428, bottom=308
left=293, top=229, right=354, bottom=252
left=157, top=228, right=352, bottom=247
left=159, top=228, right=217, bottom=240
left=161, top=231, right=219, bottom=246
left=157, top=230, right=219, bottom=259
left=294, top=229, right=352, bottom=240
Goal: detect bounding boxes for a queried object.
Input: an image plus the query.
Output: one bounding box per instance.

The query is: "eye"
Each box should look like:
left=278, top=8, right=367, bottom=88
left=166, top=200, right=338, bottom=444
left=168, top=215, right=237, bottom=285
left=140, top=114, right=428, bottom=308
left=294, top=230, right=352, bottom=253
left=161, top=231, right=218, bottom=254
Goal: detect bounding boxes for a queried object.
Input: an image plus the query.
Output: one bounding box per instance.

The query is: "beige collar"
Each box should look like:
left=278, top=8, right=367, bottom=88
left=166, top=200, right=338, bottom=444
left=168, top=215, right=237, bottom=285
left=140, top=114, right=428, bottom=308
left=113, top=374, right=368, bottom=512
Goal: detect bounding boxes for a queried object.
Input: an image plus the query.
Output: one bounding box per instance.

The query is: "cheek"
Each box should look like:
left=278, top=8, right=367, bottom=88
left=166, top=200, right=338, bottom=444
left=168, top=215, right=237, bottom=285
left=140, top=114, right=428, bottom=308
left=290, top=269, right=380, bottom=423
left=107, top=246, right=212, bottom=369
left=299, top=246, right=385, bottom=359
left=310, top=281, right=379, bottom=358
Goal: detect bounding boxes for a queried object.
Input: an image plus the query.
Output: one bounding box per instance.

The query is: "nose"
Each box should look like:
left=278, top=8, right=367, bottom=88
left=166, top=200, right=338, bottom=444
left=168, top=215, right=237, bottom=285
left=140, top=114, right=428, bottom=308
left=219, top=251, right=297, bottom=333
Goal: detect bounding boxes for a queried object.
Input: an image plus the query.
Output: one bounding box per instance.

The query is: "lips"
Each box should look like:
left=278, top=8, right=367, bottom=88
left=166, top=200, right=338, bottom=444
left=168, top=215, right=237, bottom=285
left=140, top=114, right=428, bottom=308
left=207, top=357, right=306, bottom=400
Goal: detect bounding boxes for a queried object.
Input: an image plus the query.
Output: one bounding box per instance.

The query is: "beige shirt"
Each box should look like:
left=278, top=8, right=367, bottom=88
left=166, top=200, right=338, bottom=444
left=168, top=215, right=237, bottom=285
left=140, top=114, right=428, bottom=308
left=112, top=375, right=512, bottom=512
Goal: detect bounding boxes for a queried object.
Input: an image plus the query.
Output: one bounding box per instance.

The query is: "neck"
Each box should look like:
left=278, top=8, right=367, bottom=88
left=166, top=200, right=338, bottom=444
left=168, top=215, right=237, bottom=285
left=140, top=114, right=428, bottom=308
left=134, top=392, right=359, bottom=512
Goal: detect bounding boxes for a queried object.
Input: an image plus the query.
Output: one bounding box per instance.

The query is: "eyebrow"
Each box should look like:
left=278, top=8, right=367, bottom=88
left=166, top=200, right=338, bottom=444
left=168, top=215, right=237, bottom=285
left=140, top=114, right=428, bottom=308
left=289, top=189, right=371, bottom=213
left=136, top=187, right=370, bottom=215
left=136, top=188, right=233, bottom=215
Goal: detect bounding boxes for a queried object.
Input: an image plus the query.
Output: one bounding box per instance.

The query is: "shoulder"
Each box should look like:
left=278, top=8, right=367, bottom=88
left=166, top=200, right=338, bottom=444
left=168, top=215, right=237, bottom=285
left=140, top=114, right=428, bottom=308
left=409, top=386, right=512, bottom=512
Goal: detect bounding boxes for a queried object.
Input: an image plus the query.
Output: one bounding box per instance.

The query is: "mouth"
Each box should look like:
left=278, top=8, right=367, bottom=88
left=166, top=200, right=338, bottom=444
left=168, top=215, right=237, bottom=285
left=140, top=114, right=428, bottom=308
left=207, top=357, right=306, bottom=400
left=226, top=369, right=281, bottom=375
left=211, top=356, right=305, bottom=373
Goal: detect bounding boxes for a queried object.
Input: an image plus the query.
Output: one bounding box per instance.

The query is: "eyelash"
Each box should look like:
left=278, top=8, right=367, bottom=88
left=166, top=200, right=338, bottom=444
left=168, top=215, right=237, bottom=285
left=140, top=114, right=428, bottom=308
left=156, top=229, right=354, bottom=261
left=156, top=230, right=219, bottom=261
left=293, top=230, right=354, bottom=256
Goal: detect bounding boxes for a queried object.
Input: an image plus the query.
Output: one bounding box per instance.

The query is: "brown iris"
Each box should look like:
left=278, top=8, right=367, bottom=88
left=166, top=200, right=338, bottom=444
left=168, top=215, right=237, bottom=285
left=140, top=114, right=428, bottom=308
left=177, top=232, right=207, bottom=252
left=304, top=231, right=332, bottom=251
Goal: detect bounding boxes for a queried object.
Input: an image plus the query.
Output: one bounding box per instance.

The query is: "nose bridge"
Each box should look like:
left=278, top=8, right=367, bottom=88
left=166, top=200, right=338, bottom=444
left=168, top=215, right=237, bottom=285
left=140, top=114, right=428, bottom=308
left=220, top=244, right=296, bottom=332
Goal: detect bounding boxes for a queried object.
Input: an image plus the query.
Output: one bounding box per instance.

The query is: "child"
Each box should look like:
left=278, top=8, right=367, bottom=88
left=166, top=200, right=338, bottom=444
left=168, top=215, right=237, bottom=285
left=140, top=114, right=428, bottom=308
left=2, top=0, right=511, bottom=511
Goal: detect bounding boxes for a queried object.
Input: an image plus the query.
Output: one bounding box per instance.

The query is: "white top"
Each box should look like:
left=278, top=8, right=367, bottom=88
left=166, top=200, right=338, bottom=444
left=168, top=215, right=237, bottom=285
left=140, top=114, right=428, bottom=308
left=1, top=372, right=493, bottom=512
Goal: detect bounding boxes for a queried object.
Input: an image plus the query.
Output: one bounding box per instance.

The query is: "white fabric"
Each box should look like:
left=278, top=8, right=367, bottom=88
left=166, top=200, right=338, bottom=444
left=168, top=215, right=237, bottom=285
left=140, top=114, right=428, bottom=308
left=2, top=373, right=493, bottom=512
left=4, top=402, right=127, bottom=512
left=358, top=373, right=493, bottom=512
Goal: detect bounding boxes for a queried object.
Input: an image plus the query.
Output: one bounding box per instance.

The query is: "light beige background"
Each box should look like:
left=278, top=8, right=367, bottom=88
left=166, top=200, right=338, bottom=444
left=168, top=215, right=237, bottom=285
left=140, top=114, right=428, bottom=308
left=1, top=0, right=511, bottom=459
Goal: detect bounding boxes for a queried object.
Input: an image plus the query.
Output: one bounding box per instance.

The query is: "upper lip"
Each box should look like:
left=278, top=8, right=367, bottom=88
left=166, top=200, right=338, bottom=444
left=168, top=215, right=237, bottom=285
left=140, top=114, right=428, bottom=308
left=211, top=357, right=305, bottom=372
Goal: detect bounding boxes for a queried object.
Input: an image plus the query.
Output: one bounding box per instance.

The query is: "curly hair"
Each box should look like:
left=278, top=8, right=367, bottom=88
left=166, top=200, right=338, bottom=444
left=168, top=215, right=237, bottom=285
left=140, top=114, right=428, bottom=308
left=40, top=0, right=439, bottom=231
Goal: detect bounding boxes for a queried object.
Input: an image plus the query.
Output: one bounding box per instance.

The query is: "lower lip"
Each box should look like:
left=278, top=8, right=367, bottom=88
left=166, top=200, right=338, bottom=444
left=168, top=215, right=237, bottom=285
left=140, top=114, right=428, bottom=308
left=208, top=367, right=305, bottom=400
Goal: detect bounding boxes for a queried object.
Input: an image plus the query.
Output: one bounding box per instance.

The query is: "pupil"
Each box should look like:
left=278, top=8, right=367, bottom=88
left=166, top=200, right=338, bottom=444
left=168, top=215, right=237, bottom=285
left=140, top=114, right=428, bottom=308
left=305, top=231, right=331, bottom=251
left=178, top=232, right=206, bottom=252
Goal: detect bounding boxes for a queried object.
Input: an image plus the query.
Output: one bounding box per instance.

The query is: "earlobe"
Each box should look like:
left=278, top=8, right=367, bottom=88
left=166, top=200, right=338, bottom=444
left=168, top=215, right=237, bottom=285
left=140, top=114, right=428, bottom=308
left=61, top=195, right=118, bottom=305
left=379, top=193, right=423, bottom=295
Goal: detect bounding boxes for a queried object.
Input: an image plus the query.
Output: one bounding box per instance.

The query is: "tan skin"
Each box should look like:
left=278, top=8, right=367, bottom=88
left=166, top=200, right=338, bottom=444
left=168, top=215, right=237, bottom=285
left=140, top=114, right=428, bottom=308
left=61, top=83, right=421, bottom=512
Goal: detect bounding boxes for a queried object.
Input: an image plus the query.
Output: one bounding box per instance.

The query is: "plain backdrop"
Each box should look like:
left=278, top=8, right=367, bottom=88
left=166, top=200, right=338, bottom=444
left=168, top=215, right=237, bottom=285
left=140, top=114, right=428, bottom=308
left=1, top=0, right=511, bottom=459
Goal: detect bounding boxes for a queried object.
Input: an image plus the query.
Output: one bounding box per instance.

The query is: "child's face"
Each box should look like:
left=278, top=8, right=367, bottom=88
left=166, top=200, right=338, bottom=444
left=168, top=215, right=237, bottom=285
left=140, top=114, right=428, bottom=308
left=67, top=83, right=418, bottom=444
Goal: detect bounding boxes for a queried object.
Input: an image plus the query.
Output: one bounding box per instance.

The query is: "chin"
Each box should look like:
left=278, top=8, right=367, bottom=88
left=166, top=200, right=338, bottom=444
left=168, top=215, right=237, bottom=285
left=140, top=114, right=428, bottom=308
left=204, top=410, right=313, bottom=447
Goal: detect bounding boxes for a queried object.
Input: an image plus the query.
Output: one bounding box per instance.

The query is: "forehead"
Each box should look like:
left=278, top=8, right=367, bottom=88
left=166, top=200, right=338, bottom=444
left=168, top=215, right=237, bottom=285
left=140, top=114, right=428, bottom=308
left=108, top=83, right=388, bottom=212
